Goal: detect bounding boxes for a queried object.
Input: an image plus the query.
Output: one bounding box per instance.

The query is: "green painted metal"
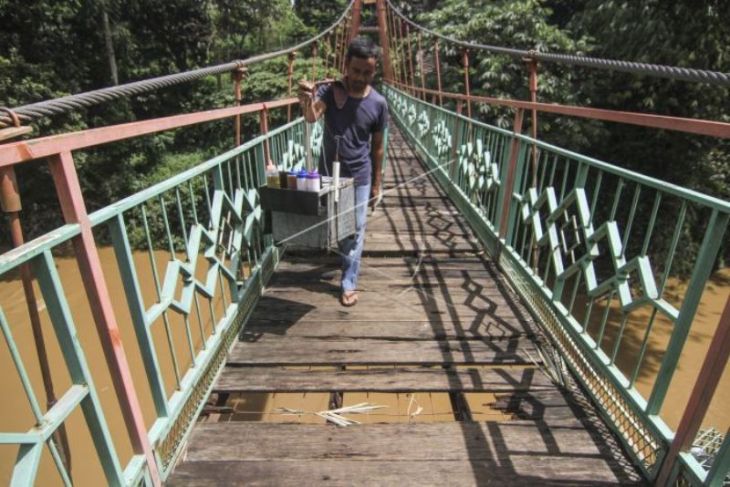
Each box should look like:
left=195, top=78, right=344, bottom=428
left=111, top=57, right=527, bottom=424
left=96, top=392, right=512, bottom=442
left=0, top=116, right=312, bottom=484
left=1, top=76, right=724, bottom=485
left=33, top=249, right=125, bottom=485
left=707, top=434, right=730, bottom=486
left=384, top=84, right=730, bottom=484
left=11, top=444, right=42, bottom=487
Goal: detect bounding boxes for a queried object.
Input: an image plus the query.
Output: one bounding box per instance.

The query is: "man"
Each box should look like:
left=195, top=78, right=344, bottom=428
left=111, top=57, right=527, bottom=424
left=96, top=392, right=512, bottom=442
left=298, top=36, right=388, bottom=307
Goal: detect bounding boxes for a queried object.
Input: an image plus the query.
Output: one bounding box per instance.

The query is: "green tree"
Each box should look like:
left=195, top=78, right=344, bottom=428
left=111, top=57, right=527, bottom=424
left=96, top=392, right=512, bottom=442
left=417, top=0, right=592, bottom=145
left=294, top=0, right=348, bottom=35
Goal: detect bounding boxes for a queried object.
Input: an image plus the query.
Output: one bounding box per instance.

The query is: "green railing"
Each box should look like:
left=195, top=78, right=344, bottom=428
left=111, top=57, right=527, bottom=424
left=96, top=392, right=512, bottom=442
left=385, top=84, right=730, bottom=485
left=0, top=114, right=319, bottom=485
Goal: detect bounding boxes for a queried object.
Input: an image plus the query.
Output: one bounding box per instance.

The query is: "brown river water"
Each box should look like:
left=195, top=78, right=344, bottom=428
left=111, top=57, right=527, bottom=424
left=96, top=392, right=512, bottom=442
left=0, top=247, right=728, bottom=485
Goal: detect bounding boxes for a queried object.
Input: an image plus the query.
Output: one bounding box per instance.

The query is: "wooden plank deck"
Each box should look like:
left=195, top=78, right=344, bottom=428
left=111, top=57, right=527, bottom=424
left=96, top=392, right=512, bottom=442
left=168, top=123, right=643, bottom=485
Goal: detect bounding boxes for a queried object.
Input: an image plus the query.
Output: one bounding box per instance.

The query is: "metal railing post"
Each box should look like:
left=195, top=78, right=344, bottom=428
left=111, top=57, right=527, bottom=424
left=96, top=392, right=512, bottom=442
left=406, top=24, right=416, bottom=95
left=647, top=210, right=730, bottom=414
left=462, top=49, right=472, bottom=120
left=1, top=166, right=73, bottom=475
left=417, top=32, right=426, bottom=101
left=287, top=53, right=296, bottom=122
left=449, top=101, right=464, bottom=180
left=526, top=57, right=539, bottom=186
left=47, top=151, right=161, bottom=486
left=434, top=40, right=443, bottom=107
left=311, top=42, right=319, bottom=81
left=497, top=108, right=525, bottom=240
left=654, top=296, right=730, bottom=485
left=233, top=67, right=247, bottom=147
left=259, top=105, right=271, bottom=165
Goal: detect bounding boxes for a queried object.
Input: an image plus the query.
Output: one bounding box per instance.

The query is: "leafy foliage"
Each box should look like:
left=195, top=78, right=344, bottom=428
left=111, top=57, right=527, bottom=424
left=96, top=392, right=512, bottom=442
left=0, top=0, right=727, bottom=270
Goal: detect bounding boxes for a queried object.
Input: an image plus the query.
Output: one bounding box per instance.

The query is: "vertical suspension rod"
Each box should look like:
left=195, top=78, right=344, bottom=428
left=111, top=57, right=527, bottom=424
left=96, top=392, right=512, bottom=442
left=398, top=20, right=409, bottom=93
left=1, top=166, right=73, bottom=475
left=233, top=67, right=246, bottom=146
left=406, top=24, right=416, bottom=94
left=417, top=32, right=426, bottom=100
left=462, top=49, right=472, bottom=119
left=386, top=4, right=401, bottom=84
left=287, top=53, right=296, bottom=122
left=434, top=39, right=443, bottom=106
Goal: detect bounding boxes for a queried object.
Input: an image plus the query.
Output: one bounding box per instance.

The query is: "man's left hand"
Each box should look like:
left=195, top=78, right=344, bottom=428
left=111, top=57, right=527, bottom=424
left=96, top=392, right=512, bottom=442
left=370, top=183, right=381, bottom=210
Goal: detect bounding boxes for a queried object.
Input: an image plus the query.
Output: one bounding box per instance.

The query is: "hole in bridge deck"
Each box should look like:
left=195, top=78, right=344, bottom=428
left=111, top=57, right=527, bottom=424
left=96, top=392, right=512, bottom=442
left=202, top=365, right=540, bottom=425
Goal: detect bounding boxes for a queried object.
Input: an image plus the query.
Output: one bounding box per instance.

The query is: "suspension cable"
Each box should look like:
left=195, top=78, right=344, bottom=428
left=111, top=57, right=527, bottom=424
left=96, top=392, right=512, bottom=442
left=0, top=1, right=355, bottom=129
left=385, top=0, right=730, bottom=87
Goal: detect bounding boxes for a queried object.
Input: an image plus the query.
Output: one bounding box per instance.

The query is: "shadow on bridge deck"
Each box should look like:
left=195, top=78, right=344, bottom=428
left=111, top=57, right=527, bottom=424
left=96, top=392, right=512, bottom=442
left=167, top=124, right=644, bottom=486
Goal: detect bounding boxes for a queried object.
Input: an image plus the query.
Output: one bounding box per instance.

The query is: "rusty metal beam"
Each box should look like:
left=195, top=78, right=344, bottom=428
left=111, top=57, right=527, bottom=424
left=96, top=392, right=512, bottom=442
left=232, top=68, right=247, bottom=147
left=0, top=98, right=297, bottom=167
left=462, top=50, right=472, bottom=119
left=48, top=150, right=161, bottom=485
left=499, top=109, right=525, bottom=239
left=349, top=0, right=363, bottom=43
left=655, top=295, right=730, bottom=485
left=375, top=0, right=394, bottom=81
left=389, top=82, right=730, bottom=138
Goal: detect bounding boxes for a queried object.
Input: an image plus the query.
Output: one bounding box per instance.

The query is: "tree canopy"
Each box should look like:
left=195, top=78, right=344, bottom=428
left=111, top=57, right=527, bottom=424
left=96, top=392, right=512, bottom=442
left=0, top=0, right=727, bottom=255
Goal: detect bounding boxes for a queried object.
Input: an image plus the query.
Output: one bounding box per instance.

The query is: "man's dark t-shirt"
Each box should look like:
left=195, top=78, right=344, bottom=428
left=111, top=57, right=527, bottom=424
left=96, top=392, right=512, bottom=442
left=315, top=81, right=388, bottom=187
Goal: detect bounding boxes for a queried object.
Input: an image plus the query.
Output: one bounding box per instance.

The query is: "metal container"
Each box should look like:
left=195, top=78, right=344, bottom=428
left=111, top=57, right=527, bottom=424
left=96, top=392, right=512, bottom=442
left=260, top=177, right=356, bottom=249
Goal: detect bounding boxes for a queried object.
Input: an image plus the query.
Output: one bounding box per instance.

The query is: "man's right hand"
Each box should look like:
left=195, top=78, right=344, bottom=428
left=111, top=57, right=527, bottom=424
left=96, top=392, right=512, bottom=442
left=298, top=80, right=315, bottom=104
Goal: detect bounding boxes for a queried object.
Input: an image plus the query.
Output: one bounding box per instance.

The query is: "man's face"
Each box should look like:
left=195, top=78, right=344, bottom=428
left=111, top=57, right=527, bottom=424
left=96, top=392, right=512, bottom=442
left=345, top=56, right=377, bottom=92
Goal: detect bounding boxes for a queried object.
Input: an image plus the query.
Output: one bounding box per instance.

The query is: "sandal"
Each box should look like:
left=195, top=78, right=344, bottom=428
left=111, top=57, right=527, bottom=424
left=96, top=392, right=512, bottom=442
left=340, top=290, right=358, bottom=307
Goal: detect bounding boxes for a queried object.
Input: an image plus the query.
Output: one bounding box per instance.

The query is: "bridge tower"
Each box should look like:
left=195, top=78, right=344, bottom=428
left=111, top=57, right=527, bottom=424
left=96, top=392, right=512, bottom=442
left=348, top=0, right=394, bottom=82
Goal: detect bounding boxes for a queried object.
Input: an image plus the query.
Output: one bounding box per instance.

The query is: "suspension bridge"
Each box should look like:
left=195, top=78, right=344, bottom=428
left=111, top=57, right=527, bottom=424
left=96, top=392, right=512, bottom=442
left=1, top=0, right=729, bottom=485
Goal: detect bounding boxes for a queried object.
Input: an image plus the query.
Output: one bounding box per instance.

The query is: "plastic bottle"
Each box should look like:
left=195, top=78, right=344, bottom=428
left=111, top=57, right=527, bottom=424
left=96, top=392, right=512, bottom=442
left=266, top=166, right=280, bottom=188
left=287, top=172, right=298, bottom=190
left=296, top=169, right=308, bottom=191
left=309, top=170, right=321, bottom=192
left=279, top=170, right=289, bottom=189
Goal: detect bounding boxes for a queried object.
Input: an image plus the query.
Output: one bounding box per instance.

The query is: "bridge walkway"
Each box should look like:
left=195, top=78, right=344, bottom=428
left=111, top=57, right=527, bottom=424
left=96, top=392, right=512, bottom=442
left=167, top=123, right=643, bottom=486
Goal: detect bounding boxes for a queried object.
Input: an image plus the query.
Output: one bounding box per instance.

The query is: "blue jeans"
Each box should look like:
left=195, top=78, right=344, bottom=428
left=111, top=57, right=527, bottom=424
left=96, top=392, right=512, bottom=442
left=340, top=183, right=370, bottom=292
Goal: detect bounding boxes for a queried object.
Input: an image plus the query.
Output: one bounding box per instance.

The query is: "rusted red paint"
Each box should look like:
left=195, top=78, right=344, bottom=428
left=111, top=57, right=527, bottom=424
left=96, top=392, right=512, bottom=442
left=434, top=40, right=443, bottom=107
left=287, top=53, right=296, bottom=122
left=406, top=25, right=416, bottom=96
left=390, top=81, right=730, bottom=138
left=526, top=59, right=539, bottom=187
left=417, top=32, right=426, bottom=101
left=48, top=151, right=162, bottom=486
left=349, top=0, right=363, bottom=44
left=259, top=105, right=271, bottom=165
left=462, top=50, right=472, bottom=119
left=375, top=0, right=394, bottom=81
left=0, top=98, right=297, bottom=167
left=655, top=295, right=730, bottom=485
left=311, top=42, right=319, bottom=81
left=0, top=166, right=21, bottom=212
left=499, top=109, right=525, bottom=239
left=233, top=68, right=247, bottom=147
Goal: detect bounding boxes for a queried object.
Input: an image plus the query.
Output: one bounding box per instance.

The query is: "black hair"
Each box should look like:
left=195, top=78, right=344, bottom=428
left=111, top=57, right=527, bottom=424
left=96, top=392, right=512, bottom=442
left=346, top=36, right=380, bottom=62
